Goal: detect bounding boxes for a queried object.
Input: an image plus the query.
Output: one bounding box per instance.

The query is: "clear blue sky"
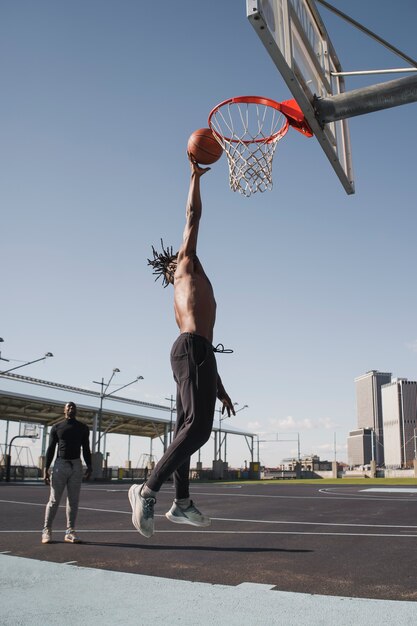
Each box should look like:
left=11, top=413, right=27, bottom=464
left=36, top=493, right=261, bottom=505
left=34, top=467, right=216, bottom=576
left=1, top=0, right=417, bottom=468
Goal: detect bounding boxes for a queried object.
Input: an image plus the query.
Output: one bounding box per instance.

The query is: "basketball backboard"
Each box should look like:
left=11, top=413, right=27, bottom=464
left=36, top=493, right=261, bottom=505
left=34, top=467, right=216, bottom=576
left=247, top=0, right=355, bottom=194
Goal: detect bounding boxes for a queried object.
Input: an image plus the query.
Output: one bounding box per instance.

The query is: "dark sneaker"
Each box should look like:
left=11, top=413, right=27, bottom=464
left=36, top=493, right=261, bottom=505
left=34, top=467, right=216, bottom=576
left=41, top=528, right=51, bottom=544
left=65, top=530, right=81, bottom=543
left=165, top=500, right=211, bottom=527
left=128, top=484, right=156, bottom=538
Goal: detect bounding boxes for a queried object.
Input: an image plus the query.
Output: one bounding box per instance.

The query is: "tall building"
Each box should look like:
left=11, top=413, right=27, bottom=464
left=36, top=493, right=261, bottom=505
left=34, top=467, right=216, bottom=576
left=382, top=379, right=417, bottom=468
left=354, top=370, right=391, bottom=465
left=347, top=428, right=373, bottom=467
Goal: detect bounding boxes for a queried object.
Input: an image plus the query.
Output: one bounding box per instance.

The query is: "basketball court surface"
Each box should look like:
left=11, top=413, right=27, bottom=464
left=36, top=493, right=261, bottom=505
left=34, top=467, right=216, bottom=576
left=1, top=481, right=417, bottom=624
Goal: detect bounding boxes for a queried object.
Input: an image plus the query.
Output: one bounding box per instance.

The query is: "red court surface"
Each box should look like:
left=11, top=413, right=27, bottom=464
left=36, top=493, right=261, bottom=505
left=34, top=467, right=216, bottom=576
left=1, top=481, right=416, bottom=601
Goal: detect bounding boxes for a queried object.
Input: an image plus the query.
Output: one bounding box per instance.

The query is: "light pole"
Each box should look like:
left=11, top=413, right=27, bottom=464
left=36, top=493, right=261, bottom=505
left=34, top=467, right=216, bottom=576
left=0, top=345, right=53, bottom=453
left=0, top=351, right=53, bottom=375
left=93, top=369, right=144, bottom=454
left=218, top=403, right=248, bottom=461
left=165, top=395, right=176, bottom=445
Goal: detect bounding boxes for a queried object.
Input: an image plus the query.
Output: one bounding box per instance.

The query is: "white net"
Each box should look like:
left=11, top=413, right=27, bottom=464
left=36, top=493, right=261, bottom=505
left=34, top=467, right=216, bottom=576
left=209, top=97, right=289, bottom=197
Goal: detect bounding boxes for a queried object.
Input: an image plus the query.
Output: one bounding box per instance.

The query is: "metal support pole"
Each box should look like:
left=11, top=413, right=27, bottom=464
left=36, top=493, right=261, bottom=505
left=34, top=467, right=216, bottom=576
left=92, top=412, right=98, bottom=453
left=414, top=428, right=417, bottom=460
left=41, top=425, right=48, bottom=456
left=163, top=425, right=169, bottom=453
left=314, top=74, right=417, bottom=124
left=371, top=430, right=375, bottom=462
left=5, top=420, right=9, bottom=450
left=97, top=379, right=104, bottom=454
left=169, top=395, right=175, bottom=444
left=218, top=408, right=222, bottom=460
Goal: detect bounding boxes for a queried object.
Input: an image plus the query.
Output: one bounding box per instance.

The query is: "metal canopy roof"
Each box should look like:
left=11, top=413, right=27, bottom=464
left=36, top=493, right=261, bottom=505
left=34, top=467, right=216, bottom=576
left=0, top=385, right=255, bottom=441
left=0, top=390, right=171, bottom=439
left=0, top=373, right=256, bottom=470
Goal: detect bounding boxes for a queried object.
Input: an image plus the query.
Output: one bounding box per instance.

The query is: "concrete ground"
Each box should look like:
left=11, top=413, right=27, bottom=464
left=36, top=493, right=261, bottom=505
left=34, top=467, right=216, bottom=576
left=1, top=481, right=416, bottom=624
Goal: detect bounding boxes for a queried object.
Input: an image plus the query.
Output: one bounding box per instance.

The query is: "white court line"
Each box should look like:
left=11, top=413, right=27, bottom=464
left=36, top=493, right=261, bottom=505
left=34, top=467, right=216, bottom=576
left=83, top=486, right=381, bottom=501
left=1, top=499, right=417, bottom=530
left=361, top=488, right=417, bottom=493
left=213, top=516, right=417, bottom=529
left=317, top=488, right=416, bottom=501
left=167, top=489, right=417, bottom=503
left=0, top=500, right=45, bottom=507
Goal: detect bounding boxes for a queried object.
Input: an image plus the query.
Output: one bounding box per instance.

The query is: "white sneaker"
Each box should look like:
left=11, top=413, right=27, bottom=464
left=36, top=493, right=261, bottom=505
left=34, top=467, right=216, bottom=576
left=128, top=484, right=156, bottom=538
left=41, top=528, right=51, bottom=544
left=65, top=530, right=81, bottom=543
left=165, top=500, right=211, bottom=527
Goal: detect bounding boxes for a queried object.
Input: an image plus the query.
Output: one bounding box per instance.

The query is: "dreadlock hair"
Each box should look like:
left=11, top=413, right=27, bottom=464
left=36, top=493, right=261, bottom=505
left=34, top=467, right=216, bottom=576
left=147, top=239, right=178, bottom=288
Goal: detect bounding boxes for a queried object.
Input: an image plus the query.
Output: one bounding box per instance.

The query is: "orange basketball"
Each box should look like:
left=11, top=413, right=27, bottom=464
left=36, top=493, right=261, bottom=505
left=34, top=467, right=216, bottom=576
left=187, top=128, right=223, bottom=165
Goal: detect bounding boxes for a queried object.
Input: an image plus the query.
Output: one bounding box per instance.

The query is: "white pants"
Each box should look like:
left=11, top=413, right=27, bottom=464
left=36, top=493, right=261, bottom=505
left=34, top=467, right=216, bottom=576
left=43, top=458, right=83, bottom=531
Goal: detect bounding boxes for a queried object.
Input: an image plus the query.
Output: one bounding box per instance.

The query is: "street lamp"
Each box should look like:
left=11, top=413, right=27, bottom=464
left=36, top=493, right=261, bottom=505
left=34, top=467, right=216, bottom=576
left=0, top=351, right=53, bottom=375
left=93, top=369, right=144, bottom=454
left=218, top=402, right=248, bottom=461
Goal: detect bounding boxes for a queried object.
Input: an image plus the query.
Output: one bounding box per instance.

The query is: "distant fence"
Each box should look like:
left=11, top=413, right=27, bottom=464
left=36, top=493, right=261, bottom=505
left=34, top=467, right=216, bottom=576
left=0, top=444, right=42, bottom=482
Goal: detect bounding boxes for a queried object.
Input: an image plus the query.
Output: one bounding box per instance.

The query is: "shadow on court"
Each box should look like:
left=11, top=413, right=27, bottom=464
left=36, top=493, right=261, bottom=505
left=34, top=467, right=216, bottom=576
left=81, top=541, right=313, bottom=554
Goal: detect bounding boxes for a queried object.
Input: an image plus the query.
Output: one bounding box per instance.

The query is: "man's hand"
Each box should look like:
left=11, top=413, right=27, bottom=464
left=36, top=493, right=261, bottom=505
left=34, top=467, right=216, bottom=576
left=219, top=394, right=236, bottom=418
left=43, top=469, right=50, bottom=486
left=188, top=151, right=211, bottom=177
left=217, top=387, right=236, bottom=419
left=217, top=375, right=235, bottom=418
left=84, top=467, right=92, bottom=481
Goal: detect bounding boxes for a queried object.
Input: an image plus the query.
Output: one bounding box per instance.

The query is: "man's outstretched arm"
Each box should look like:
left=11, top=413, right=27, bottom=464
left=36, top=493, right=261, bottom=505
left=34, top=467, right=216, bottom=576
left=179, top=154, right=210, bottom=260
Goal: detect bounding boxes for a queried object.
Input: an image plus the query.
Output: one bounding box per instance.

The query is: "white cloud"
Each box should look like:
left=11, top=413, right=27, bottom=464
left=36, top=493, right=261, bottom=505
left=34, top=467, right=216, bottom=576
left=267, top=414, right=336, bottom=431
left=406, top=339, right=417, bottom=353
left=318, top=416, right=338, bottom=430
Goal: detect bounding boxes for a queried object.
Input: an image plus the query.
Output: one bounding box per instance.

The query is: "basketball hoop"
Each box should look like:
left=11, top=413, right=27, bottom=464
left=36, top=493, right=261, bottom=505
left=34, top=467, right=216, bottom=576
left=208, top=96, right=312, bottom=197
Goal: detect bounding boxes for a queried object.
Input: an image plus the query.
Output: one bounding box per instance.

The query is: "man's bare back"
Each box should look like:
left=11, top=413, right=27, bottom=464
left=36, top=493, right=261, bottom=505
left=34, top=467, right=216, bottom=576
left=174, top=254, right=216, bottom=343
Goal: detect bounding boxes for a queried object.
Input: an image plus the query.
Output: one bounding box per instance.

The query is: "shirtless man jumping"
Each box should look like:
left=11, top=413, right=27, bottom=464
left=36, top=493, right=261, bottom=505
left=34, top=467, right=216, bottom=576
left=128, top=155, right=235, bottom=538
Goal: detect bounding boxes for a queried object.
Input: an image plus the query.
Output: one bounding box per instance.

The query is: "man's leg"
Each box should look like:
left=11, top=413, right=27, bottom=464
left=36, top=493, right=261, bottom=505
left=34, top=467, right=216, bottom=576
left=43, top=459, right=68, bottom=539
left=65, top=459, right=83, bottom=541
left=172, top=388, right=190, bottom=500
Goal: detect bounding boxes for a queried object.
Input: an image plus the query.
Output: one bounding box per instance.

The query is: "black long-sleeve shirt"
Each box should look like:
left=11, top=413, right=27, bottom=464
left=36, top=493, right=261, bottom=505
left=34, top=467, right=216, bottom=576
left=45, top=418, right=92, bottom=470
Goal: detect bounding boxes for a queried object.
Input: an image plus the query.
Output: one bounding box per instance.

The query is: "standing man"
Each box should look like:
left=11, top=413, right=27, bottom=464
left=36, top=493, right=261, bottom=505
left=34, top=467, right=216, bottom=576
left=129, top=155, right=235, bottom=538
left=42, top=401, right=92, bottom=544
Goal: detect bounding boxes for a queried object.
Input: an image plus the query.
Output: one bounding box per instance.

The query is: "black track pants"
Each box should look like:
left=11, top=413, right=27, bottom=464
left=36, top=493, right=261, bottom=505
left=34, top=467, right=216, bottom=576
left=146, top=333, right=218, bottom=499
